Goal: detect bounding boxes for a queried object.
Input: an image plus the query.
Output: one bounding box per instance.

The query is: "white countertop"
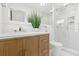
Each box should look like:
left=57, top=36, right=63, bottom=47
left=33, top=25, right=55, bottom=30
left=0, top=32, right=49, bottom=39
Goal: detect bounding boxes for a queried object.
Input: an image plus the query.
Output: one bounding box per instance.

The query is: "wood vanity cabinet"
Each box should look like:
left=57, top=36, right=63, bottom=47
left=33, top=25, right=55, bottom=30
left=0, top=39, right=23, bottom=56
left=0, top=34, right=49, bottom=56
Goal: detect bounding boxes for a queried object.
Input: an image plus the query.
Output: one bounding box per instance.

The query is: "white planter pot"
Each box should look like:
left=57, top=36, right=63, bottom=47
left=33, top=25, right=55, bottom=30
left=33, top=28, right=40, bottom=32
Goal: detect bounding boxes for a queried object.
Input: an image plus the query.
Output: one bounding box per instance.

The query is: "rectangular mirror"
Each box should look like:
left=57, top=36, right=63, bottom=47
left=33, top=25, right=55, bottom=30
left=10, top=8, right=26, bottom=22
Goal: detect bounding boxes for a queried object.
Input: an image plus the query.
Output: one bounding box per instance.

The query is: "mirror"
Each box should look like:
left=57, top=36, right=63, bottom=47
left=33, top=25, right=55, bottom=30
left=10, top=8, right=26, bottom=22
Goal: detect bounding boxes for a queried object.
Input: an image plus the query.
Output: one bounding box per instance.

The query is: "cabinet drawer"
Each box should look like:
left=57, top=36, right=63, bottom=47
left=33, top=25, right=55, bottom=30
left=39, top=48, right=49, bottom=56
left=39, top=35, right=49, bottom=49
left=39, top=41, right=49, bottom=50
left=40, top=39, right=48, bottom=45
left=40, top=34, right=49, bottom=40
left=39, top=34, right=49, bottom=56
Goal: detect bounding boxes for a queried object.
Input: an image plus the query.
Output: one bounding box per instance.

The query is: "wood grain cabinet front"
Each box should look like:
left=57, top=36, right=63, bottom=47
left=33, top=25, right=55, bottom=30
left=0, top=34, right=49, bottom=56
left=23, top=36, right=39, bottom=56
left=0, top=41, right=4, bottom=56
left=39, top=34, right=49, bottom=56
left=0, top=39, right=23, bottom=56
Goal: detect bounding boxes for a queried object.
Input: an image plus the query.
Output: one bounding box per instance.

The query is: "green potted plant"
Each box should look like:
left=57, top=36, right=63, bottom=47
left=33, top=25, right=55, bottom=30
left=28, top=13, right=41, bottom=31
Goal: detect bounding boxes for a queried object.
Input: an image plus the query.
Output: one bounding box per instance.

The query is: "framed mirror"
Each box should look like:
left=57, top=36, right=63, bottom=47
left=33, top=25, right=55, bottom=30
left=10, top=8, right=26, bottom=22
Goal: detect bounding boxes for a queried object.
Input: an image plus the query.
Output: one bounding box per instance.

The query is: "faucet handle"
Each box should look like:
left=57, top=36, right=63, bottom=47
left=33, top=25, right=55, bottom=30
left=19, top=27, right=21, bottom=31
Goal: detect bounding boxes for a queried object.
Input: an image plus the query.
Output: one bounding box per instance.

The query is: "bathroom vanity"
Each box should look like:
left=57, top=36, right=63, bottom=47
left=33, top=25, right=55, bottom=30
left=0, top=32, right=49, bottom=56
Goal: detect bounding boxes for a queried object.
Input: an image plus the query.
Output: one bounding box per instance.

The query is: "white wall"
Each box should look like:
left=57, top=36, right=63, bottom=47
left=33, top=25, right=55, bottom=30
left=0, top=4, right=2, bottom=33
left=66, top=4, right=79, bottom=51
left=41, top=13, right=52, bottom=25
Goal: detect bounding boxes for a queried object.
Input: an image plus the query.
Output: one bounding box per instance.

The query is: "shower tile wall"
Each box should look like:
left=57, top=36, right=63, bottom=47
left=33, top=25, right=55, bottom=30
left=54, top=3, right=78, bottom=48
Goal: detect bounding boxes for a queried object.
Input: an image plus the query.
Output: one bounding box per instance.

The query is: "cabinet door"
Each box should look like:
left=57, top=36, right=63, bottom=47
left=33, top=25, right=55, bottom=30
left=39, top=34, right=49, bottom=56
left=23, top=36, right=39, bottom=56
left=3, top=39, right=23, bottom=56
left=0, top=41, right=4, bottom=56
